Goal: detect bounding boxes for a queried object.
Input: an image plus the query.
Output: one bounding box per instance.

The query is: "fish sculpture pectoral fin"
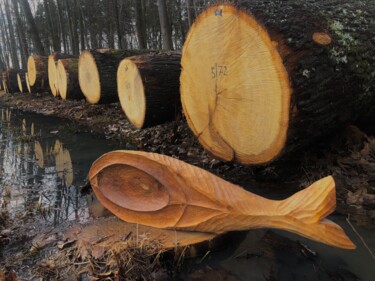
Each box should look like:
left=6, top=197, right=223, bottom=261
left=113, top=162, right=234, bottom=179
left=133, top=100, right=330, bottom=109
left=89, top=151, right=356, bottom=249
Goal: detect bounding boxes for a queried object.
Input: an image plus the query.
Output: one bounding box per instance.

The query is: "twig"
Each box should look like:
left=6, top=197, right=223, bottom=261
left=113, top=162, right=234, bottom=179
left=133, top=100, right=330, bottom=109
left=346, top=215, right=375, bottom=260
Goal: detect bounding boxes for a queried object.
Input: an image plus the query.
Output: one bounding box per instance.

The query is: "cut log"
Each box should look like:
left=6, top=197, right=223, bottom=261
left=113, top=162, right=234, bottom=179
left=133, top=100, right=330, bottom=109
left=27, top=55, right=48, bottom=91
left=78, top=49, right=148, bottom=104
left=2, top=68, right=25, bottom=93
left=117, top=52, right=181, bottom=129
left=89, top=151, right=355, bottom=249
left=17, top=72, right=27, bottom=93
left=57, top=58, right=84, bottom=100
left=48, top=53, right=77, bottom=97
left=180, top=1, right=375, bottom=164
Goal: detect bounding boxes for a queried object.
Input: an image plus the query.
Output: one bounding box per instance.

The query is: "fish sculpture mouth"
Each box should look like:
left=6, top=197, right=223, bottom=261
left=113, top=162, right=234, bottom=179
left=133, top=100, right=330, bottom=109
left=89, top=150, right=356, bottom=250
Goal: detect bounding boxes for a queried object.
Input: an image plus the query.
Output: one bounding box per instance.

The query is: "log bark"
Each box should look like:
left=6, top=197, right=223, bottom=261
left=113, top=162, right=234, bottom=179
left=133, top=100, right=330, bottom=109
left=89, top=150, right=355, bottom=249
left=117, top=52, right=181, bottom=129
left=57, top=58, right=84, bottom=100
left=25, top=72, right=41, bottom=94
left=27, top=55, right=49, bottom=92
left=180, top=1, right=375, bottom=165
left=48, top=53, right=77, bottom=97
left=78, top=49, right=148, bottom=104
left=2, top=69, right=25, bottom=93
left=17, top=72, right=27, bottom=93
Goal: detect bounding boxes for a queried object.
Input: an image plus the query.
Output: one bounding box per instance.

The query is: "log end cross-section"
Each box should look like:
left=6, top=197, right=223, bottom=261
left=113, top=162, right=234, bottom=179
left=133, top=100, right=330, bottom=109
left=181, top=5, right=291, bottom=164
left=78, top=50, right=102, bottom=104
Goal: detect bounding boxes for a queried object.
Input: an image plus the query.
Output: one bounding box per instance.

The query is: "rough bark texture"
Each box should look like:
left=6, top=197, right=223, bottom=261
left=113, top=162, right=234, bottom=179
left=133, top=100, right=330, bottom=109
left=58, top=58, right=84, bottom=100
left=17, top=72, right=27, bottom=93
left=234, top=0, right=375, bottom=158
left=79, top=49, right=148, bottom=104
left=120, top=52, right=182, bottom=128
left=182, top=0, right=375, bottom=164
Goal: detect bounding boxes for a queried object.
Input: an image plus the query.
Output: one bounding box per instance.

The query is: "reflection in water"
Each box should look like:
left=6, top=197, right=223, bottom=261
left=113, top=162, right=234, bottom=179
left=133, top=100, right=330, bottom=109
left=0, top=108, right=121, bottom=227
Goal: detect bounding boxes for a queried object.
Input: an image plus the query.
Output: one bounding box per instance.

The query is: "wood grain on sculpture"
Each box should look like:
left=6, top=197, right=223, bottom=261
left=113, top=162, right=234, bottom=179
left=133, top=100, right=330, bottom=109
left=180, top=2, right=375, bottom=164
left=89, top=151, right=355, bottom=249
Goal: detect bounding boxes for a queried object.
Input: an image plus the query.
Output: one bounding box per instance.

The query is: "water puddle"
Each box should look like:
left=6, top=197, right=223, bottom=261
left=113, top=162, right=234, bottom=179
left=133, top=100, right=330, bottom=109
left=0, top=107, right=124, bottom=228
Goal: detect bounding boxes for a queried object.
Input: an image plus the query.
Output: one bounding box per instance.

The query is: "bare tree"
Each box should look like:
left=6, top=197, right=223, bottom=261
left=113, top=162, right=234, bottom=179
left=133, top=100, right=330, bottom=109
left=157, top=0, right=173, bottom=50
left=19, top=0, right=46, bottom=55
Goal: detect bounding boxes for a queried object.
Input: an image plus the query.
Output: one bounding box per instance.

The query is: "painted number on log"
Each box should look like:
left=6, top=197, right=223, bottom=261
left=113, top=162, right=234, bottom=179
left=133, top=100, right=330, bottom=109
left=211, top=64, right=227, bottom=79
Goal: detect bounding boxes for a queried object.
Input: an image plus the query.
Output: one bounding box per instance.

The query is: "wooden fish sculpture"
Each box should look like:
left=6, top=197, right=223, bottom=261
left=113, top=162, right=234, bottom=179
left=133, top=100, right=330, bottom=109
left=88, top=151, right=355, bottom=249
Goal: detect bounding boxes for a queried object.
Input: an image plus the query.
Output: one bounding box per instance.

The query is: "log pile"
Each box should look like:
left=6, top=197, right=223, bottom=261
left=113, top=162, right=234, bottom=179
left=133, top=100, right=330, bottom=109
left=117, top=52, right=181, bottom=129
left=57, top=58, right=84, bottom=100
left=48, top=53, right=77, bottom=97
left=27, top=55, right=48, bottom=93
left=180, top=1, right=375, bottom=164
left=78, top=49, right=147, bottom=104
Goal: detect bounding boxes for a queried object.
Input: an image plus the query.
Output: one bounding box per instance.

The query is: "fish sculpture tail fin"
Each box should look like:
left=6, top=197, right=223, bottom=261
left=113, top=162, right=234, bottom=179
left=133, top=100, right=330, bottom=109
left=277, top=176, right=355, bottom=249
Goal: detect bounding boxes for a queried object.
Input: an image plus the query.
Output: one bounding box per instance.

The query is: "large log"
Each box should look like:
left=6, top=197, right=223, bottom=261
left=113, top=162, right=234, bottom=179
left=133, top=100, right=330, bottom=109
left=57, top=58, right=84, bottom=100
left=48, top=53, right=77, bottom=97
left=78, top=49, right=147, bottom=104
left=89, top=150, right=355, bottom=249
left=17, top=72, right=27, bottom=93
left=180, top=1, right=375, bottom=164
left=117, top=52, right=181, bottom=129
left=27, top=55, right=48, bottom=91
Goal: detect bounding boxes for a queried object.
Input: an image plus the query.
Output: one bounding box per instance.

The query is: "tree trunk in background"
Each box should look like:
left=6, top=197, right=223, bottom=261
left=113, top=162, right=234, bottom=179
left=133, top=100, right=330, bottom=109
left=4, top=0, right=19, bottom=69
left=0, top=4, right=11, bottom=68
left=157, top=0, right=173, bottom=50
left=186, top=0, right=196, bottom=27
left=107, top=0, right=115, bottom=48
left=176, top=0, right=186, bottom=42
left=19, top=0, right=46, bottom=55
left=65, top=0, right=79, bottom=55
left=114, top=0, right=123, bottom=49
left=135, top=0, right=147, bottom=49
left=56, top=0, right=68, bottom=52
left=43, top=0, right=60, bottom=52
left=77, top=0, right=85, bottom=51
left=13, top=0, right=29, bottom=69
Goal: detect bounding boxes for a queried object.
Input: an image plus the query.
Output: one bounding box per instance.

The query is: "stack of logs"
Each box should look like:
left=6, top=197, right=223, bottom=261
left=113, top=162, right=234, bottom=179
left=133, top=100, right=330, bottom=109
left=1, top=1, right=374, bottom=166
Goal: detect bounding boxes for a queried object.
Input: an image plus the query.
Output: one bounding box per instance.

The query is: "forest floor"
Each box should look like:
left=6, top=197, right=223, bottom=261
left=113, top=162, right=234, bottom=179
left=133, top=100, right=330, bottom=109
left=0, top=91, right=374, bottom=280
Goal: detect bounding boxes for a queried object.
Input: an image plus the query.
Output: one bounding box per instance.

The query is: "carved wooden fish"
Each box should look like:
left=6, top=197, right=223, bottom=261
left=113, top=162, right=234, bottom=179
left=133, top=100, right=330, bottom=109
left=89, top=150, right=355, bottom=249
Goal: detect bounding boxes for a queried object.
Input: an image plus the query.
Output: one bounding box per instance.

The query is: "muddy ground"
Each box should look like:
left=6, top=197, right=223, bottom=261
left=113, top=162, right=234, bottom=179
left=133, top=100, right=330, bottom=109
left=0, top=91, right=374, bottom=280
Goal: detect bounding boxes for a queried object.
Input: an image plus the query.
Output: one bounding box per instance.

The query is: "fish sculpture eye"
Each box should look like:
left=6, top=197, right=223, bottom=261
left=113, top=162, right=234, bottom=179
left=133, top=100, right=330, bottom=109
left=98, top=164, right=169, bottom=212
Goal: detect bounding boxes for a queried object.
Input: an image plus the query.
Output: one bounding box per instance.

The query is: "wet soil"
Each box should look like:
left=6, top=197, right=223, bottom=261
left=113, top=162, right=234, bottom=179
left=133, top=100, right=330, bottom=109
left=0, top=91, right=374, bottom=280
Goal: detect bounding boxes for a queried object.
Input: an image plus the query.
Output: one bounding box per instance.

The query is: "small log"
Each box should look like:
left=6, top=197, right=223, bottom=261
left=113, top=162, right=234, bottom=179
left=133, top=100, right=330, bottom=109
left=78, top=49, right=148, bottom=104
left=180, top=2, right=375, bottom=164
left=17, top=72, right=27, bottom=93
left=48, top=53, right=77, bottom=97
left=2, top=68, right=25, bottom=93
left=27, top=55, right=48, bottom=91
left=89, top=150, right=355, bottom=249
left=117, top=52, right=181, bottom=129
left=25, top=72, right=32, bottom=93
left=57, top=58, right=84, bottom=100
